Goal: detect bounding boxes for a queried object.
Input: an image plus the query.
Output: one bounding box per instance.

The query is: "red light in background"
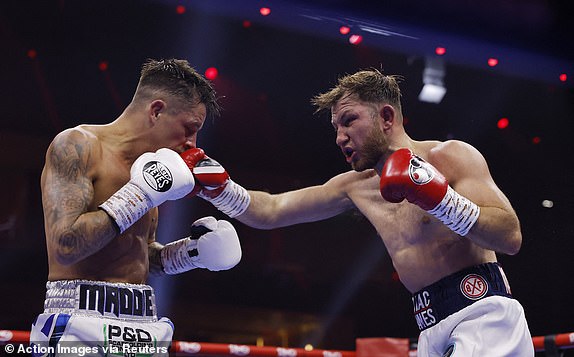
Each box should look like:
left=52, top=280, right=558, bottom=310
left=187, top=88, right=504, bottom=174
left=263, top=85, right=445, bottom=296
left=27, top=49, right=37, bottom=59
left=532, top=136, right=541, bottom=144
left=243, top=20, right=252, bottom=28
left=99, top=61, right=108, bottom=71
left=559, top=73, right=567, bottom=82
left=435, top=47, right=446, bottom=55
left=339, top=26, right=350, bottom=35
left=349, top=34, right=363, bottom=45
left=175, top=5, right=186, bottom=14
left=497, top=117, right=509, bottom=129
left=205, top=67, right=218, bottom=80
left=488, top=58, right=499, bottom=67
left=259, top=7, right=271, bottom=16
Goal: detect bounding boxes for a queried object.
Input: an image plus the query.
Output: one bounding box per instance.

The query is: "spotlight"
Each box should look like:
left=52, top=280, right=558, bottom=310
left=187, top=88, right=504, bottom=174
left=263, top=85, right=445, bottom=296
left=418, top=57, right=446, bottom=104
left=435, top=47, right=446, bottom=56
left=27, top=49, right=37, bottom=59
left=349, top=34, right=363, bottom=45
left=205, top=67, right=218, bottom=80
left=99, top=61, right=109, bottom=71
left=497, top=117, right=509, bottom=129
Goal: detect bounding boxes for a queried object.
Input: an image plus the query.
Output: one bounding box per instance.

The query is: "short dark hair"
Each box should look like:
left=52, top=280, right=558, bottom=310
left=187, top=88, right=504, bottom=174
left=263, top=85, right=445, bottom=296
left=136, top=58, right=221, bottom=117
left=312, top=69, right=402, bottom=113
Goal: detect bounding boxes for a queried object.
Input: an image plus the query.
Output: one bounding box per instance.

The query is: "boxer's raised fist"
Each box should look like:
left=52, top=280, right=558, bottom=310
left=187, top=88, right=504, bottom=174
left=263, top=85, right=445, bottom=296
left=180, top=148, right=229, bottom=197
left=380, top=148, right=480, bottom=236
left=100, top=148, right=195, bottom=233
left=379, top=148, right=448, bottom=211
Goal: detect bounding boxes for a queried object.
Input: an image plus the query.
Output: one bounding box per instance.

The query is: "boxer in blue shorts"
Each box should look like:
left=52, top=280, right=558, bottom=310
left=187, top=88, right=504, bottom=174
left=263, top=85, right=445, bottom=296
left=185, top=69, right=534, bottom=356
left=32, top=59, right=242, bottom=356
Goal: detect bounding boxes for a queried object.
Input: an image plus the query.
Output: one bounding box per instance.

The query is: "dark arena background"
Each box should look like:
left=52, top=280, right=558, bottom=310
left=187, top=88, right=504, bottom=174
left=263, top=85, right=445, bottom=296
left=0, top=0, right=573, bottom=355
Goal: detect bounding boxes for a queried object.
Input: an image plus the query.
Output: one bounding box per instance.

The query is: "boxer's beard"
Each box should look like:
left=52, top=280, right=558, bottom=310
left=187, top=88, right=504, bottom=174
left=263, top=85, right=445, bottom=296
left=352, top=123, right=389, bottom=172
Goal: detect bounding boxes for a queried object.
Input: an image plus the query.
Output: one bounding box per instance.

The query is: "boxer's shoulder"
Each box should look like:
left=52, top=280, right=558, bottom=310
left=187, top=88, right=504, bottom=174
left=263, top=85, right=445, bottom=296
left=47, top=126, right=104, bottom=176
left=334, top=168, right=378, bottom=182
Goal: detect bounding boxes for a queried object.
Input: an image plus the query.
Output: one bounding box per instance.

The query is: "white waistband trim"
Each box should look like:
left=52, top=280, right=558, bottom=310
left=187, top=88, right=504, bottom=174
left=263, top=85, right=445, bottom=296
left=44, top=280, right=158, bottom=322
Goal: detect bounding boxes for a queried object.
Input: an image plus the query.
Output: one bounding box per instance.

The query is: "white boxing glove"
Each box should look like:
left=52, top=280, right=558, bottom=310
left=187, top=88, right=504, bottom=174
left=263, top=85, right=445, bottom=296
left=100, top=148, right=195, bottom=233
left=161, top=216, right=242, bottom=274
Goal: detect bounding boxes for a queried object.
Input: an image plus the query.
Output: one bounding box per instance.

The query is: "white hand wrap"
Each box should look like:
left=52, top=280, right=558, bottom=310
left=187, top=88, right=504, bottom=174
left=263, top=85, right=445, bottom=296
left=199, top=180, right=251, bottom=218
left=427, top=186, right=480, bottom=236
left=161, top=237, right=201, bottom=274
left=99, top=182, right=154, bottom=234
left=100, top=149, right=195, bottom=233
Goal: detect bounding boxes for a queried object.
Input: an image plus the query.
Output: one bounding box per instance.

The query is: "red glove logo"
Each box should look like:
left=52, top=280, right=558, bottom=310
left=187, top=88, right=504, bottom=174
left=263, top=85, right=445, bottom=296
left=408, top=155, right=436, bottom=185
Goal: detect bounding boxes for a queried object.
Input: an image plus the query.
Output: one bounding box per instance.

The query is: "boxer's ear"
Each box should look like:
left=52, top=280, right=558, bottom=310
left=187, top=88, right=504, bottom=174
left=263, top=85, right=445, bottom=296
left=149, top=100, right=166, bottom=124
left=380, top=104, right=395, bottom=132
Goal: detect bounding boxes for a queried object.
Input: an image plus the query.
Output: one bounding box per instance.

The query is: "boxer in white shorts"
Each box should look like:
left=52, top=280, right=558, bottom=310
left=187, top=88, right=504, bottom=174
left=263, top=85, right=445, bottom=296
left=35, top=59, right=243, bottom=356
left=31, top=281, right=173, bottom=356
left=414, top=263, right=533, bottom=356
left=186, top=70, right=536, bottom=356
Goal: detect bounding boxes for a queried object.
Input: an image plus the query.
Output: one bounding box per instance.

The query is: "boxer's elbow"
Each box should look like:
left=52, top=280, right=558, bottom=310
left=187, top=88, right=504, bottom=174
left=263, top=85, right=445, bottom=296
left=53, top=231, right=85, bottom=265
left=505, top=230, right=522, bottom=256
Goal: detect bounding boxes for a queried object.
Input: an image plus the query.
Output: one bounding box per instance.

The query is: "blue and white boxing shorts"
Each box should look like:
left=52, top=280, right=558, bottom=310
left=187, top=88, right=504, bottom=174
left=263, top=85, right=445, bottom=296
left=30, top=280, right=173, bottom=356
left=413, top=263, right=534, bottom=357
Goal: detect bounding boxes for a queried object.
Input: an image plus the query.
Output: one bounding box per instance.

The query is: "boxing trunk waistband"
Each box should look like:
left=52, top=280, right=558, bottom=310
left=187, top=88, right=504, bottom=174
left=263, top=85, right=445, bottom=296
left=44, top=280, right=158, bottom=322
left=412, top=262, right=512, bottom=331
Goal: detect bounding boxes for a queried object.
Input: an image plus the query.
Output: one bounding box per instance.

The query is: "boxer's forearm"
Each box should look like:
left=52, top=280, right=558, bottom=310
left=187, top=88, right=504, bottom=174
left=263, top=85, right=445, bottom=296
left=48, top=210, right=118, bottom=265
left=237, top=187, right=349, bottom=229
left=465, top=206, right=522, bottom=255
left=148, top=242, right=166, bottom=277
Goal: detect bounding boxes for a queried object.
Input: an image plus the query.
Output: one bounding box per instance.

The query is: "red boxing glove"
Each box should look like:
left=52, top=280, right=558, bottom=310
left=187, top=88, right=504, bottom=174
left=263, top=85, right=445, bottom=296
left=380, top=148, right=448, bottom=210
left=180, top=148, right=229, bottom=197
left=180, top=147, right=206, bottom=168
left=380, top=148, right=480, bottom=236
left=180, top=148, right=251, bottom=218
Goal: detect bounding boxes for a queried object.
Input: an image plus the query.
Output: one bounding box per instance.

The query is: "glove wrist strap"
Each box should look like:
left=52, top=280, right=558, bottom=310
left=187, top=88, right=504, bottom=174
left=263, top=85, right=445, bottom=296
left=99, top=182, right=154, bottom=234
left=201, top=180, right=251, bottom=218
left=427, top=186, right=480, bottom=236
left=161, top=238, right=203, bottom=275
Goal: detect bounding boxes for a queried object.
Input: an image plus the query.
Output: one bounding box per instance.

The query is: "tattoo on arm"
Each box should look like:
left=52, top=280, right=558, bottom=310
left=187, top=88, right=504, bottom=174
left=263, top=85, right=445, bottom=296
left=43, top=132, right=117, bottom=265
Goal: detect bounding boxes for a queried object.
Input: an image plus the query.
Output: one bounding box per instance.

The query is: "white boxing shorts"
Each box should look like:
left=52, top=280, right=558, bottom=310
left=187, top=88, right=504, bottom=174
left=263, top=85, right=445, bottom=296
left=30, top=280, right=173, bottom=356
left=413, top=263, right=534, bottom=357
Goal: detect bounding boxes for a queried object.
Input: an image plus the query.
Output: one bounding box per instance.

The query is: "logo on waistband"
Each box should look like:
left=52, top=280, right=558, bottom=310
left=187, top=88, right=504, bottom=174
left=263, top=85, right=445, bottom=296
left=78, top=284, right=155, bottom=318
left=412, top=290, right=436, bottom=331
left=460, top=274, right=488, bottom=300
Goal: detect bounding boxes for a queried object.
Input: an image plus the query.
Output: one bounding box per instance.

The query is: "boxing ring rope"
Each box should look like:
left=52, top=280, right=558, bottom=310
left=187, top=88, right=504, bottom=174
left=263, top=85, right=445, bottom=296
left=1, top=329, right=573, bottom=356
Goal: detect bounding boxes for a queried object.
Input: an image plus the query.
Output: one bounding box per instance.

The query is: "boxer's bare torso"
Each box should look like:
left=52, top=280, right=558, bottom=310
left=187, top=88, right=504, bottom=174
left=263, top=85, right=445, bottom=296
left=340, top=167, right=496, bottom=292
left=239, top=139, right=517, bottom=293
left=42, top=125, right=156, bottom=284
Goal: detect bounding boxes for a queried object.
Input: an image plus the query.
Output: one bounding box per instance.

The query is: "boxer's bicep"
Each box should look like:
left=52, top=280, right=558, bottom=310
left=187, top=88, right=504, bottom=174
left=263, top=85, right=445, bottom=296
left=42, top=131, right=116, bottom=265
left=43, top=132, right=93, bottom=236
